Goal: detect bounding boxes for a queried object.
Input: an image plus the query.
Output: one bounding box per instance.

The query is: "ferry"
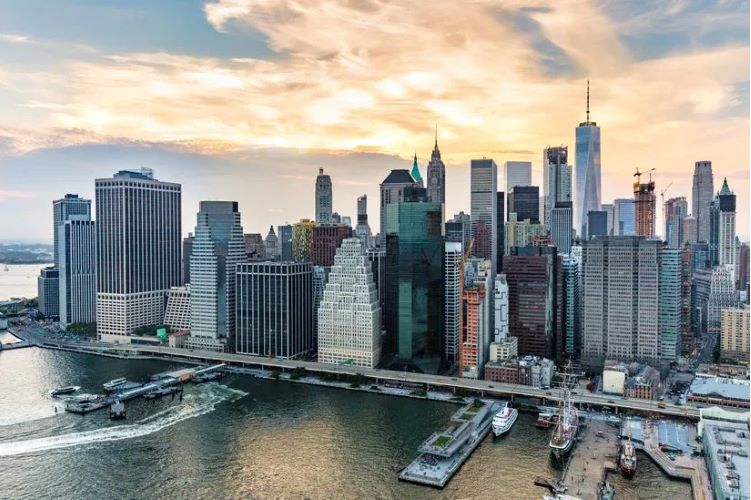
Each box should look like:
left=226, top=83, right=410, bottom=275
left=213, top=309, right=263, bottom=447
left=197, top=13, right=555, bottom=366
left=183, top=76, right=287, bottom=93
left=491, top=402, right=518, bottom=437
left=103, top=377, right=128, bottom=392
left=49, top=385, right=80, bottom=396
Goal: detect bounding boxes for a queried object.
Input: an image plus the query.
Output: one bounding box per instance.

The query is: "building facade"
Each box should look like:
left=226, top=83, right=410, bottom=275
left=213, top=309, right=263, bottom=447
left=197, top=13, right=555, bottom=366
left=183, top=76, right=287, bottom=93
left=189, top=201, right=245, bottom=351
left=315, top=168, right=333, bottom=225
left=634, top=179, right=656, bottom=237
left=504, top=161, right=532, bottom=197
left=720, top=307, right=749, bottom=363
left=52, top=194, right=91, bottom=268
left=543, top=146, right=572, bottom=227
left=95, top=168, right=181, bottom=340
left=508, top=185, right=540, bottom=223
left=58, top=219, right=96, bottom=325
left=318, top=238, right=381, bottom=368
left=574, top=85, right=601, bottom=237
left=354, top=194, right=373, bottom=248
left=235, top=262, right=313, bottom=358
left=471, top=159, right=498, bottom=275
left=163, top=285, right=191, bottom=331
left=379, top=169, right=416, bottom=245
left=613, top=199, right=635, bottom=236
left=692, top=160, right=714, bottom=243
left=550, top=202, right=573, bottom=254
left=37, top=266, right=60, bottom=318
left=426, top=133, right=445, bottom=206
left=292, top=219, right=315, bottom=262
left=444, top=242, right=464, bottom=364
left=659, top=248, right=682, bottom=361
left=716, top=178, right=737, bottom=269
left=312, top=224, right=352, bottom=267
left=664, top=197, right=688, bottom=248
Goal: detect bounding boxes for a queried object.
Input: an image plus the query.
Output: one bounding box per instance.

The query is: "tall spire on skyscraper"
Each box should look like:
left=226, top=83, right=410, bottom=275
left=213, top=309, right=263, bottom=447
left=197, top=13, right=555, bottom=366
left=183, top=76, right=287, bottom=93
left=586, top=80, right=590, bottom=123
left=411, top=152, right=423, bottom=186
left=434, top=122, right=438, bottom=148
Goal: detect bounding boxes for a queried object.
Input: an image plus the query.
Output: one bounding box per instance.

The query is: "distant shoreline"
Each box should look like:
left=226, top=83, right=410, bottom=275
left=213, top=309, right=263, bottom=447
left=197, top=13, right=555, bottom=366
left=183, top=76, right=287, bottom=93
left=0, top=261, right=53, bottom=265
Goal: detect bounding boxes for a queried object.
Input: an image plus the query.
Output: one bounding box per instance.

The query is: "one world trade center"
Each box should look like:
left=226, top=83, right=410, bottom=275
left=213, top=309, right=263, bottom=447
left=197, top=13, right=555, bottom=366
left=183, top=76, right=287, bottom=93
left=575, top=81, right=601, bottom=237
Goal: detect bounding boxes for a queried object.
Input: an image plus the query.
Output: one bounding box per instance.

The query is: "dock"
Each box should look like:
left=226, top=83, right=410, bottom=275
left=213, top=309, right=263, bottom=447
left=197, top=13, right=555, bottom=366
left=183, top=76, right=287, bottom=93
left=64, top=363, right=225, bottom=414
left=399, top=400, right=501, bottom=488
left=555, top=419, right=619, bottom=500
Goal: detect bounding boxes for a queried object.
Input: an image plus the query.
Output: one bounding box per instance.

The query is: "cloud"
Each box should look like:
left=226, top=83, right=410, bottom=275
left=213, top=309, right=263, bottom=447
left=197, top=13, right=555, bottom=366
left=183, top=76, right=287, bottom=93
left=0, top=189, right=34, bottom=200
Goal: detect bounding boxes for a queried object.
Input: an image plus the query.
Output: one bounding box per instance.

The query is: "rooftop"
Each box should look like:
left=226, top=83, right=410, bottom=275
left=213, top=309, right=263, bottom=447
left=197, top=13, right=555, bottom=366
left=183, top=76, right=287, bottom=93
left=381, top=169, right=416, bottom=185
left=689, top=377, right=750, bottom=402
left=703, top=421, right=749, bottom=499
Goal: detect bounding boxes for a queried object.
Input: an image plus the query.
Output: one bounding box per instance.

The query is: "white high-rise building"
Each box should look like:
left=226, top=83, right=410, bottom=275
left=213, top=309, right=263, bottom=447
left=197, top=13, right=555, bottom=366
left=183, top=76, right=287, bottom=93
left=58, top=219, right=96, bottom=325
left=504, top=161, right=532, bottom=196
left=188, top=201, right=245, bottom=351
left=444, top=242, right=464, bottom=363
left=318, top=238, right=381, bottom=367
left=95, top=168, right=181, bottom=341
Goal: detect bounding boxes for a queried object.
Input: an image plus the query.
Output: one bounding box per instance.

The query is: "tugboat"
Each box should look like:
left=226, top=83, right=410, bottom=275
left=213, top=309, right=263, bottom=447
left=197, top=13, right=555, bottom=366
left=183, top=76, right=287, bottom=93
left=619, top=432, right=637, bottom=478
left=49, top=385, right=81, bottom=397
left=491, top=402, right=518, bottom=437
left=109, top=400, right=126, bottom=420
left=549, top=370, right=579, bottom=458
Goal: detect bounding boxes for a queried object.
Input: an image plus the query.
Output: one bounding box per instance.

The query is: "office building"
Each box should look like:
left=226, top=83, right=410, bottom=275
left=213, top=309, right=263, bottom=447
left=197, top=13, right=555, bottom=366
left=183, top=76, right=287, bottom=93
left=613, top=199, right=635, bottom=236
left=508, top=185, right=540, bottom=223
left=504, top=213, right=546, bottom=255
left=692, top=161, right=714, bottom=243
left=461, top=283, right=487, bottom=379
left=188, top=201, right=245, bottom=351
left=448, top=211, right=472, bottom=250
left=244, top=233, right=266, bottom=261
left=586, top=210, right=607, bottom=240
left=720, top=307, right=749, bottom=363
left=503, top=246, right=562, bottom=361
left=312, top=224, right=352, bottom=267
left=581, top=237, right=662, bottom=368
left=444, top=242, right=464, bottom=364
left=682, top=216, right=698, bottom=245
left=312, top=265, right=327, bottom=347
left=543, top=146, right=572, bottom=226
left=264, top=226, right=279, bottom=260
left=550, top=202, right=573, bottom=254
left=473, top=221, right=491, bottom=260
left=659, top=248, right=682, bottom=361
left=496, top=191, right=505, bottom=269
left=278, top=224, right=293, bottom=261
left=634, top=177, right=656, bottom=237
left=58, top=219, right=96, bottom=325
left=384, top=191, right=443, bottom=373
left=379, top=169, right=416, bottom=244
left=601, top=203, right=614, bottom=236
left=707, top=265, right=739, bottom=334
left=445, top=221, right=465, bottom=245
left=716, top=178, right=737, bottom=268
left=737, top=242, right=749, bottom=294
left=426, top=130, right=445, bottom=205
left=182, top=233, right=194, bottom=284
left=315, top=168, right=333, bottom=225
left=680, top=247, right=694, bottom=352
left=235, top=262, right=313, bottom=358
left=504, top=161, right=532, bottom=196
left=471, top=159, right=498, bottom=274
left=354, top=194, right=373, bottom=248
left=52, top=194, right=91, bottom=268
left=367, top=247, right=386, bottom=327
left=292, top=219, right=315, bottom=262
left=95, top=168, right=181, bottom=340
left=37, top=267, right=60, bottom=318
left=574, top=82, right=601, bottom=236
left=163, top=285, right=190, bottom=331
left=318, top=238, right=381, bottom=368
left=562, top=254, right=581, bottom=357
left=664, top=197, right=688, bottom=248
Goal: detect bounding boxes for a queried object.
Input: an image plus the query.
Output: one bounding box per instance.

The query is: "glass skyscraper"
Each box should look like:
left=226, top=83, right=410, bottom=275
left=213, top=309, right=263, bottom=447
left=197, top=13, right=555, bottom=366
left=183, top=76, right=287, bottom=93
left=384, top=189, right=444, bottom=373
left=574, top=84, right=601, bottom=237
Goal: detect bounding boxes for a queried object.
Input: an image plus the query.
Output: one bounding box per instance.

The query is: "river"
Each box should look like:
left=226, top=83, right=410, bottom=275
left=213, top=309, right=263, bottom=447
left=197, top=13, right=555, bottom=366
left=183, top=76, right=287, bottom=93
left=0, top=263, right=50, bottom=301
left=0, top=348, right=691, bottom=499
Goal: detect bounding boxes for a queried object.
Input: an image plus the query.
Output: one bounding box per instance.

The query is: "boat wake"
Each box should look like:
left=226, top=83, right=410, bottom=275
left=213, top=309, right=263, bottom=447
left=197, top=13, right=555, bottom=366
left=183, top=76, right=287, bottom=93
left=0, top=384, right=247, bottom=457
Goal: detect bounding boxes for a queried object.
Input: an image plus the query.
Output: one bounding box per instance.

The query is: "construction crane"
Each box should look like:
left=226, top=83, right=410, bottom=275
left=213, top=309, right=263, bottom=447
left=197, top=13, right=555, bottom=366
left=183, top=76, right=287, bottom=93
left=660, top=182, right=673, bottom=204
left=633, top=167, right=656, bottom=184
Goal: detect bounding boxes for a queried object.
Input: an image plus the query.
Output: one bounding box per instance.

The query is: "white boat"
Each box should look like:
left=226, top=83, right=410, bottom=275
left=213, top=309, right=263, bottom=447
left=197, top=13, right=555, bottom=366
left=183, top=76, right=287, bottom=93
left=103, top=377, right=127, bottom=392
left=491, top=402, right=518, bottom=437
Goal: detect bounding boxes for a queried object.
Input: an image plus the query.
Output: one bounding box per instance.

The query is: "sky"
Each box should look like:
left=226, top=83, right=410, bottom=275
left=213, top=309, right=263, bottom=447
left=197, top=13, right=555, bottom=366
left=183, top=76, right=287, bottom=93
left=0, top=0, right=748, bottom=243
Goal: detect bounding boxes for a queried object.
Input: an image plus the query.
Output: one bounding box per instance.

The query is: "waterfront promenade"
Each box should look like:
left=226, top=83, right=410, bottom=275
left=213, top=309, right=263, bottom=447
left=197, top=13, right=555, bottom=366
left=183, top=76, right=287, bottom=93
left=11, top=325, right=700, bottom=420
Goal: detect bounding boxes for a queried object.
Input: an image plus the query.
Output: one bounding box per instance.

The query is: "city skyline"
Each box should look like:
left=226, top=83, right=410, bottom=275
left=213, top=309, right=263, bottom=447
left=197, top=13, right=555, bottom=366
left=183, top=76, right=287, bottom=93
left=0, top=0, right=748, bottom=242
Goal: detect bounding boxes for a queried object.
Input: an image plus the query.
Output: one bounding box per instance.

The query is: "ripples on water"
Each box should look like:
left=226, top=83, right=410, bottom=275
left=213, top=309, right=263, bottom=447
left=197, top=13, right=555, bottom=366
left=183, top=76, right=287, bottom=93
left=0, top=349, right=692, bottom=499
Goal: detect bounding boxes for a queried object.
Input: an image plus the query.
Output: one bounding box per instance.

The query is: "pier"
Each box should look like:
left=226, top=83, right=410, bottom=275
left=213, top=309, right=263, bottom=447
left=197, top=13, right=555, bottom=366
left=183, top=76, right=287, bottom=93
left=63, top=363, right=225, bottom=414
left=399, top=400, right=501, bottom=488
left=557, top=419, right=619, bottom=500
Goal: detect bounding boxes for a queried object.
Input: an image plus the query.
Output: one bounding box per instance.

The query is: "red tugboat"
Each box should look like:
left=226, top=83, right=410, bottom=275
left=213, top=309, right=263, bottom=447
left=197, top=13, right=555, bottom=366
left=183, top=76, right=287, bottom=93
left=619, top=432, right=637, bottom=478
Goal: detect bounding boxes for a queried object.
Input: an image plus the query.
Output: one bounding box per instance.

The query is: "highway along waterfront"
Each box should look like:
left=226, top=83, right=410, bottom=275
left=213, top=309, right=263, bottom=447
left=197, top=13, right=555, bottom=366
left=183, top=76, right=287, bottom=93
left=0, top=348, right=692, bottom=499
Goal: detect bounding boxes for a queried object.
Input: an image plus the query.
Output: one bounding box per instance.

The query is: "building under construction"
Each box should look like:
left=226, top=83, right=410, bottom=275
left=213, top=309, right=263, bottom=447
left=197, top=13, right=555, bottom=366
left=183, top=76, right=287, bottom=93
left=634, top=169, right=656, bottom=237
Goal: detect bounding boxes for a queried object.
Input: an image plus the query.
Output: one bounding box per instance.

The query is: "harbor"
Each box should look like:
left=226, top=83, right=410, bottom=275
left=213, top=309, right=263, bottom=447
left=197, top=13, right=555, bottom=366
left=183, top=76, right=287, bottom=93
left=556, top=419, right=619, bottom=500
left=60, top=363, right=226, bottom=415
left=399, top=399, right=502, bottom=488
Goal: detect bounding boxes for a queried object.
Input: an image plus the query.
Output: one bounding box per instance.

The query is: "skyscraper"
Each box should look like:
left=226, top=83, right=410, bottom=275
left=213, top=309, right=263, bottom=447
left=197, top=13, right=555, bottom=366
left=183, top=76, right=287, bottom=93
left=354, top=194, right=372, bottom=247
left=659, top=248, right=681, bottom=361
left=613, top=198, right=635, bottom=236
left=312, top=224, right=352, bottom=266
left=496, top=191, right=505, bottom=270
left=189, top=201, right=245, bottom=351
left=292, top=219, right=315, bottom=262
left=707, top=265, right=738, bottom=334
left=379, top=169, right=416, bottom=245
left=574, top=82, right=601, bottom=237
left=470, top=159, right=498, bottom=274
left=52, top=194, right=91, bottom=268
left=58, top=219, right=96, bottom=325
left=278, top=224, right=293, bottom=261
left=581, top=237, right=662, bottom=368
left=235, top=262, right=313, bottom=358
left=315, top=168, right=333, bottom=225
left=543, top=146, right=572, bottom=227
left=716, top=178, right=737, bottom=268
left=587, top=210, right=607, bottom=239
left=601, top=203, right=614, bottom=236
left=682, top=216, right=698, bottom=245
left=182, top=233, right=194, bottom=284
left=37, top=267, right=59, bottom=319
left=634, top=176, right=656, bottom=237
left=664, top=197, right=688, bottom=248
left=426, top=128, right=445, bottom=205
left=504, top=161, right=532, bottom=196
left=508, top=186, right=540, bottom=223
left=692, top=160, right=714, bottom=243
left=95, top=168, right=181, bottom=340
left=461, top=280, right=487, bottom=379
left=264, top=226, right=279, bottom=259
left=449, top=211, right=472, bottom=250
left=562, top=254, right=580, bottom=357
left=410, top=153, right=423, bottom=187
left=384, top=189, right=443, bottom=372
left=550, top=202, right=573, bottom=254
left=736, top=242, right=749, bottom=294
left=318, top=238, right=381, bottom=368
left=444, top=242, right=463, bottom=364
